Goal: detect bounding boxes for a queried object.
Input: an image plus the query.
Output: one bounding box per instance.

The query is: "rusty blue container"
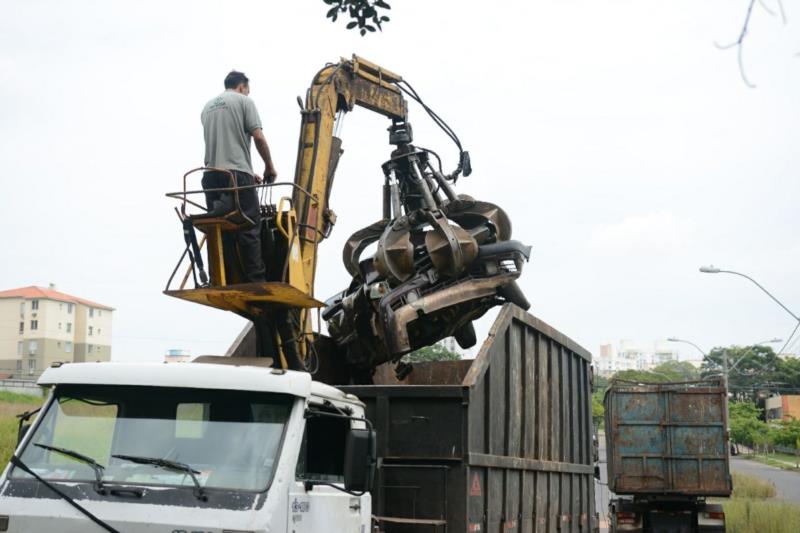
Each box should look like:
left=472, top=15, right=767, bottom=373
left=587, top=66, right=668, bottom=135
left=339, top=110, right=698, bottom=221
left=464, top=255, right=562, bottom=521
left=604, top=379, right=732, bottom=497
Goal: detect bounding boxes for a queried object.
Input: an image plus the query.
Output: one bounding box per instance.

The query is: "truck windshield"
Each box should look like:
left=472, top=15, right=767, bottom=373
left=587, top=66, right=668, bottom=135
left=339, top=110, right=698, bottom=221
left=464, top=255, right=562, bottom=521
left=12, top=385, right=293, bottom=493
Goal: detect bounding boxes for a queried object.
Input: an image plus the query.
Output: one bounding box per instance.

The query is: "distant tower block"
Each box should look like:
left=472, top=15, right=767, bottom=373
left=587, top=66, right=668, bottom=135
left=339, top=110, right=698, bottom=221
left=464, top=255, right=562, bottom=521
left=164, top=349, right=191, bottom=363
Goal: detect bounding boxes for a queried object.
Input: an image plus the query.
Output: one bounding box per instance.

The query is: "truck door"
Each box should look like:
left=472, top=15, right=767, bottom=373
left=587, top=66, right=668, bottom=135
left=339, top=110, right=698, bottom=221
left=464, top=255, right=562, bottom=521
left=288, top=406, right=370, bottom=533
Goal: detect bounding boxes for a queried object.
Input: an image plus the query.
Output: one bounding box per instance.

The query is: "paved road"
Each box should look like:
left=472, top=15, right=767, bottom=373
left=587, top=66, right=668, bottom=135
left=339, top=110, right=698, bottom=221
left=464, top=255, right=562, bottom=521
left=730, top=457, right=800, bottom=503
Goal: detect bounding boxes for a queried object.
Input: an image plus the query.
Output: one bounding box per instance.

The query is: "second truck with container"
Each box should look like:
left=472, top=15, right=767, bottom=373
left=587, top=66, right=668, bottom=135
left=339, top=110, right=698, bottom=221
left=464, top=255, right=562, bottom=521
left=604, top=379, right=731, bottom=532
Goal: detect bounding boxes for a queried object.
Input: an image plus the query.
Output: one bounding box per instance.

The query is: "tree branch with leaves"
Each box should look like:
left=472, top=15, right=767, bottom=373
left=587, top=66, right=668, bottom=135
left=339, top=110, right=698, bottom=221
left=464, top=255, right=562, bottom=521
left=323, top=0, right=392, bottom=36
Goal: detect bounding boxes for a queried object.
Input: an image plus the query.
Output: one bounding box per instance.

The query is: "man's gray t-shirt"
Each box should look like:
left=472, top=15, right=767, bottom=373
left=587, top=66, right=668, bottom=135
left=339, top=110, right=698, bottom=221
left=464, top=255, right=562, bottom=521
left=201, top=91, right=262, bottom=175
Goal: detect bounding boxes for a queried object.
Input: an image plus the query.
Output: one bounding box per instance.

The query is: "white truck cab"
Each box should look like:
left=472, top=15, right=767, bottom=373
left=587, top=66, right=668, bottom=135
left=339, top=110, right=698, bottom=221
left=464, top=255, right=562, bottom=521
left=0, top=361, right=375, bottom=533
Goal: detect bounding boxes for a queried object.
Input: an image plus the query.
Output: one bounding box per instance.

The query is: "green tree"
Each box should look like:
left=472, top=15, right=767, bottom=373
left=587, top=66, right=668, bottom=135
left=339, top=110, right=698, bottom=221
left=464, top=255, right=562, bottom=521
left=610, top=362, right=700, bottom=383
left=611, top=369, right=669, bottom=383
left=775, top=357, right=800, bottom=390
left=769, top=418, right=800, bottom=449
left=702, top=345, right=780, bottom=401
left=652, top=361, right=701, bottom=381
left=730, top=401, right=762, bottom=420
left=592, top=391, right=605, bottom=426
left=322, top=0, right=391, bottom=36
left=729, top=401, right=769, bottom=450
left=405, top=342, right=462, bottom=363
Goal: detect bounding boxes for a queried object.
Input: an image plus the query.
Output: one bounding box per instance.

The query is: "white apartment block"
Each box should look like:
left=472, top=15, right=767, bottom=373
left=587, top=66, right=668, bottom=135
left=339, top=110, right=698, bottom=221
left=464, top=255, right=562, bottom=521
left=595, top=340, right=680, bottom=377
left=0, top=285, right=114, bottom=379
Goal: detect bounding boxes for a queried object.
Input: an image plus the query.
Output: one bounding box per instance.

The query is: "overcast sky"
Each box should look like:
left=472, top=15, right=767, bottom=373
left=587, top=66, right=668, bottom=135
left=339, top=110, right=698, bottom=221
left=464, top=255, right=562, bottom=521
left=1, top=0, right=798, bottom=364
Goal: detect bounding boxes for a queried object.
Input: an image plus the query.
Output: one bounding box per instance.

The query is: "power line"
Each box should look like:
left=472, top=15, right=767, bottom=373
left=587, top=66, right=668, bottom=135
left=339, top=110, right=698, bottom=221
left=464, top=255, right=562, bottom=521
left=776, top=321, right=800, bottom=356
left=112, top=335, right=229, bottom=344
left=784, top=334, right=800, bottom=356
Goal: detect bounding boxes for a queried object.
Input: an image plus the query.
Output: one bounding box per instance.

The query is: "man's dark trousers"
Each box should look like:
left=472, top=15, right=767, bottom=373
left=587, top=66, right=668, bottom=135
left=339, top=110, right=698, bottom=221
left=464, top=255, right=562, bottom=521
left=201, top=170, right=266, bottom=283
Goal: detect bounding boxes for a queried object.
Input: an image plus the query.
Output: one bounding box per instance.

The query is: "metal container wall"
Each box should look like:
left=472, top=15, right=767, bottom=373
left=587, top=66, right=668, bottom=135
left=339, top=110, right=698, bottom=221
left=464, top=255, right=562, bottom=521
left=604, top=379, right=732, bottom=497
left=342, top=304, right=596, bottom=533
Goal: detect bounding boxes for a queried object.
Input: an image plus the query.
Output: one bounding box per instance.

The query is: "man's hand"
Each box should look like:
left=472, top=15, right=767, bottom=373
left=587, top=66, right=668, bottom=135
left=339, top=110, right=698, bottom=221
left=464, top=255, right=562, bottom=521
left=254, top=174, right=264, bottom=185
left=264, top=165, right=278, bottom=184
left=253, top=128, right=277, bottom=184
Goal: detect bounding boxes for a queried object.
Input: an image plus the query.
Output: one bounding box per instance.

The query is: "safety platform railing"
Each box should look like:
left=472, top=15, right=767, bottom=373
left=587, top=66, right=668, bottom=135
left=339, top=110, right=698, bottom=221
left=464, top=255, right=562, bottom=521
left=164, top=167, right=321, bottom=293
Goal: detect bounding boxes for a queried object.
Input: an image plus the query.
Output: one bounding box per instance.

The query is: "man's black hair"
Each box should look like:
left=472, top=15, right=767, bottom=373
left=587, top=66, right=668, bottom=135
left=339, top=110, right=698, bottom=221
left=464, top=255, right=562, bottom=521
left=224, top=71, right=249, bottom=89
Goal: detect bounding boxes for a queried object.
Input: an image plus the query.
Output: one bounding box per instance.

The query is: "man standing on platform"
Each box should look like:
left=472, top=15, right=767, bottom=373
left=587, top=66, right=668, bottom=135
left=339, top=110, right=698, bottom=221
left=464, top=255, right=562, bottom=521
left=201, top=70, right=277, bottom=282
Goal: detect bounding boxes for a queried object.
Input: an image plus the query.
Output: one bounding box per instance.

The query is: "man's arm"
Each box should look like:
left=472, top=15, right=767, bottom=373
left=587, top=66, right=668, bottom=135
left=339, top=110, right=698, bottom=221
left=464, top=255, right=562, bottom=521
left=252, top=128, right=277, bottom=183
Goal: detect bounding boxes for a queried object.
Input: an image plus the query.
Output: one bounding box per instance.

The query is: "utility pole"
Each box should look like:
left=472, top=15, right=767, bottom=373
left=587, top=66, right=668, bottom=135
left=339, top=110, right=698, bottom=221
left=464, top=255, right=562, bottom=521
left=722, top=349, right=730, bottom=404
left=720, top=348, right=731, bottom=451
left=722, top=338, right=782, bottom=405
left=700, top=266, right=800, bottom=359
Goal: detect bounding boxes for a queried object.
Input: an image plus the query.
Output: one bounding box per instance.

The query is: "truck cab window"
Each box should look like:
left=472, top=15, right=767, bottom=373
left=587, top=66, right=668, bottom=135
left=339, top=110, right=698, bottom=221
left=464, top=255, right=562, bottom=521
left=14, top=397, right=118, bottom=480
left=296, top=409, right=349, bottom=483
left=175, top=402, right=209, bottom=438
left=13, top=385, right=293, bottom=493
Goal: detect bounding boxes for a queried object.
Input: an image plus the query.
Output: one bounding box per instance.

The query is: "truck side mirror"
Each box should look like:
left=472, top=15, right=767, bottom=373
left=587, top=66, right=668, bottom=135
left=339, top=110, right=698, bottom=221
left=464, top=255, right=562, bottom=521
left=16, top=407, right=41, bottom=446
left=343, top=427, right=376, bottom=492
left=594, top=464, right=601, bottom=481
left=17, top=424, right=31, bottom=446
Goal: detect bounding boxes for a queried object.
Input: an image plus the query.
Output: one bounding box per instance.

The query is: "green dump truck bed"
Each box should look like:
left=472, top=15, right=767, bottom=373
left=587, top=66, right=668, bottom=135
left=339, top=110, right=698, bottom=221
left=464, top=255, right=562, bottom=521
left=604, top=379, right=732, bottom=497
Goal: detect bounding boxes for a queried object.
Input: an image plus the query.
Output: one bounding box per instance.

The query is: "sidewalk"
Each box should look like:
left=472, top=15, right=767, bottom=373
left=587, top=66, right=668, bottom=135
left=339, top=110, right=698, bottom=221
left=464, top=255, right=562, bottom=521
left=740, top=452, right=800, bottom=470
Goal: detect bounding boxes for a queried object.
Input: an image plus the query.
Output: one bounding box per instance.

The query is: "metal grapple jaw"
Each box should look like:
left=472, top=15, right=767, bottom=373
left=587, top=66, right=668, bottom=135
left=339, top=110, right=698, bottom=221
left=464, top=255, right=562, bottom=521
left=323, top=196, right=531, bottom=375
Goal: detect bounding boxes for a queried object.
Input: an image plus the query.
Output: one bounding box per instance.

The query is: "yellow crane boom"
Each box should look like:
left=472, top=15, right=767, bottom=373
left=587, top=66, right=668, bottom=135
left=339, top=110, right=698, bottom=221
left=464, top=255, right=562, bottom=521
left=291, top=55, right=408, bottom=298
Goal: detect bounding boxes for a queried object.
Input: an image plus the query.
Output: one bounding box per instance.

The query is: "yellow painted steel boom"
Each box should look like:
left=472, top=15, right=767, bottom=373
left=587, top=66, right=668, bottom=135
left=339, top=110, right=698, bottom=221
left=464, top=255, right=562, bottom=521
left=290, top=55, right=407, bottom=297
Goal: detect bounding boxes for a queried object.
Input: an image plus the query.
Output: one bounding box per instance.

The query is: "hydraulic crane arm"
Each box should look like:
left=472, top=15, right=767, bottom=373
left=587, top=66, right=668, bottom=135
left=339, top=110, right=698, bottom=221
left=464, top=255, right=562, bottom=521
left=291, top=55, right=408, bottom=298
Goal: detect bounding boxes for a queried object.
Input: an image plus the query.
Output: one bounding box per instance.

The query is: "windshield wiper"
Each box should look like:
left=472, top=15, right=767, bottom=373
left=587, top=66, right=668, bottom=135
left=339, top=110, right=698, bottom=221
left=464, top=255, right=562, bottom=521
left=111, top=454, right=207, bottom=501
left=10, top=455, right=119, bottom=533
left=34, top=443, right=107, bottom=495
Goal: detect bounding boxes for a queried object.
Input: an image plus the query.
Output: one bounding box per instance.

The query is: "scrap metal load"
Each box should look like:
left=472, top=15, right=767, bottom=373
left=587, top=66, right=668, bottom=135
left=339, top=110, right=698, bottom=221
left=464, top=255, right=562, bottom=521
left=166, top=55, right=531, bottom=380
left=323, top=125, right=531, bottom=375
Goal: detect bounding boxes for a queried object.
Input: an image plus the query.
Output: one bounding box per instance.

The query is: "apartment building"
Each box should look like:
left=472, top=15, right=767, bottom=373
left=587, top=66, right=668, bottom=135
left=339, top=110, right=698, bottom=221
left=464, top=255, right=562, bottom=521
left=765, top=394, right=800, bottom=422
left=652, top=340, right=680, bottom=366
left=0, top=285, right=114, bottom=379
left=595, top=340, right=680, bottom=377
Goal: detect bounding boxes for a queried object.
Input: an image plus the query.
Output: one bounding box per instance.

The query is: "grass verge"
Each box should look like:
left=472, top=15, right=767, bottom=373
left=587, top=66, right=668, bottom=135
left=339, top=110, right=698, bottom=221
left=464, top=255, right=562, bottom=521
left=731, top=470, right=777, bottom=498
left=747, top=453, right=800, bottom=471
left=718, top=472, right=800, bottom=533
left=723, top=499, right=800, bottom=533
left=0, top=396, right=44, bottom=469
left=0, top=391, right=42, bottom=404
left=765, top=452, right=800, bottom=464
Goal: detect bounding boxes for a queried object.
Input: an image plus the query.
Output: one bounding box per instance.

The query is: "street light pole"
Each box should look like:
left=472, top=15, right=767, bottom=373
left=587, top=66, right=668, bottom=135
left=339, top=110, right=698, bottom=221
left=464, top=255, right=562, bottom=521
left=699, top=265, right=799, bottom=405
left=666, top=337, right=706, bottom=359
left=699, top=266, right=799, bottom=322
